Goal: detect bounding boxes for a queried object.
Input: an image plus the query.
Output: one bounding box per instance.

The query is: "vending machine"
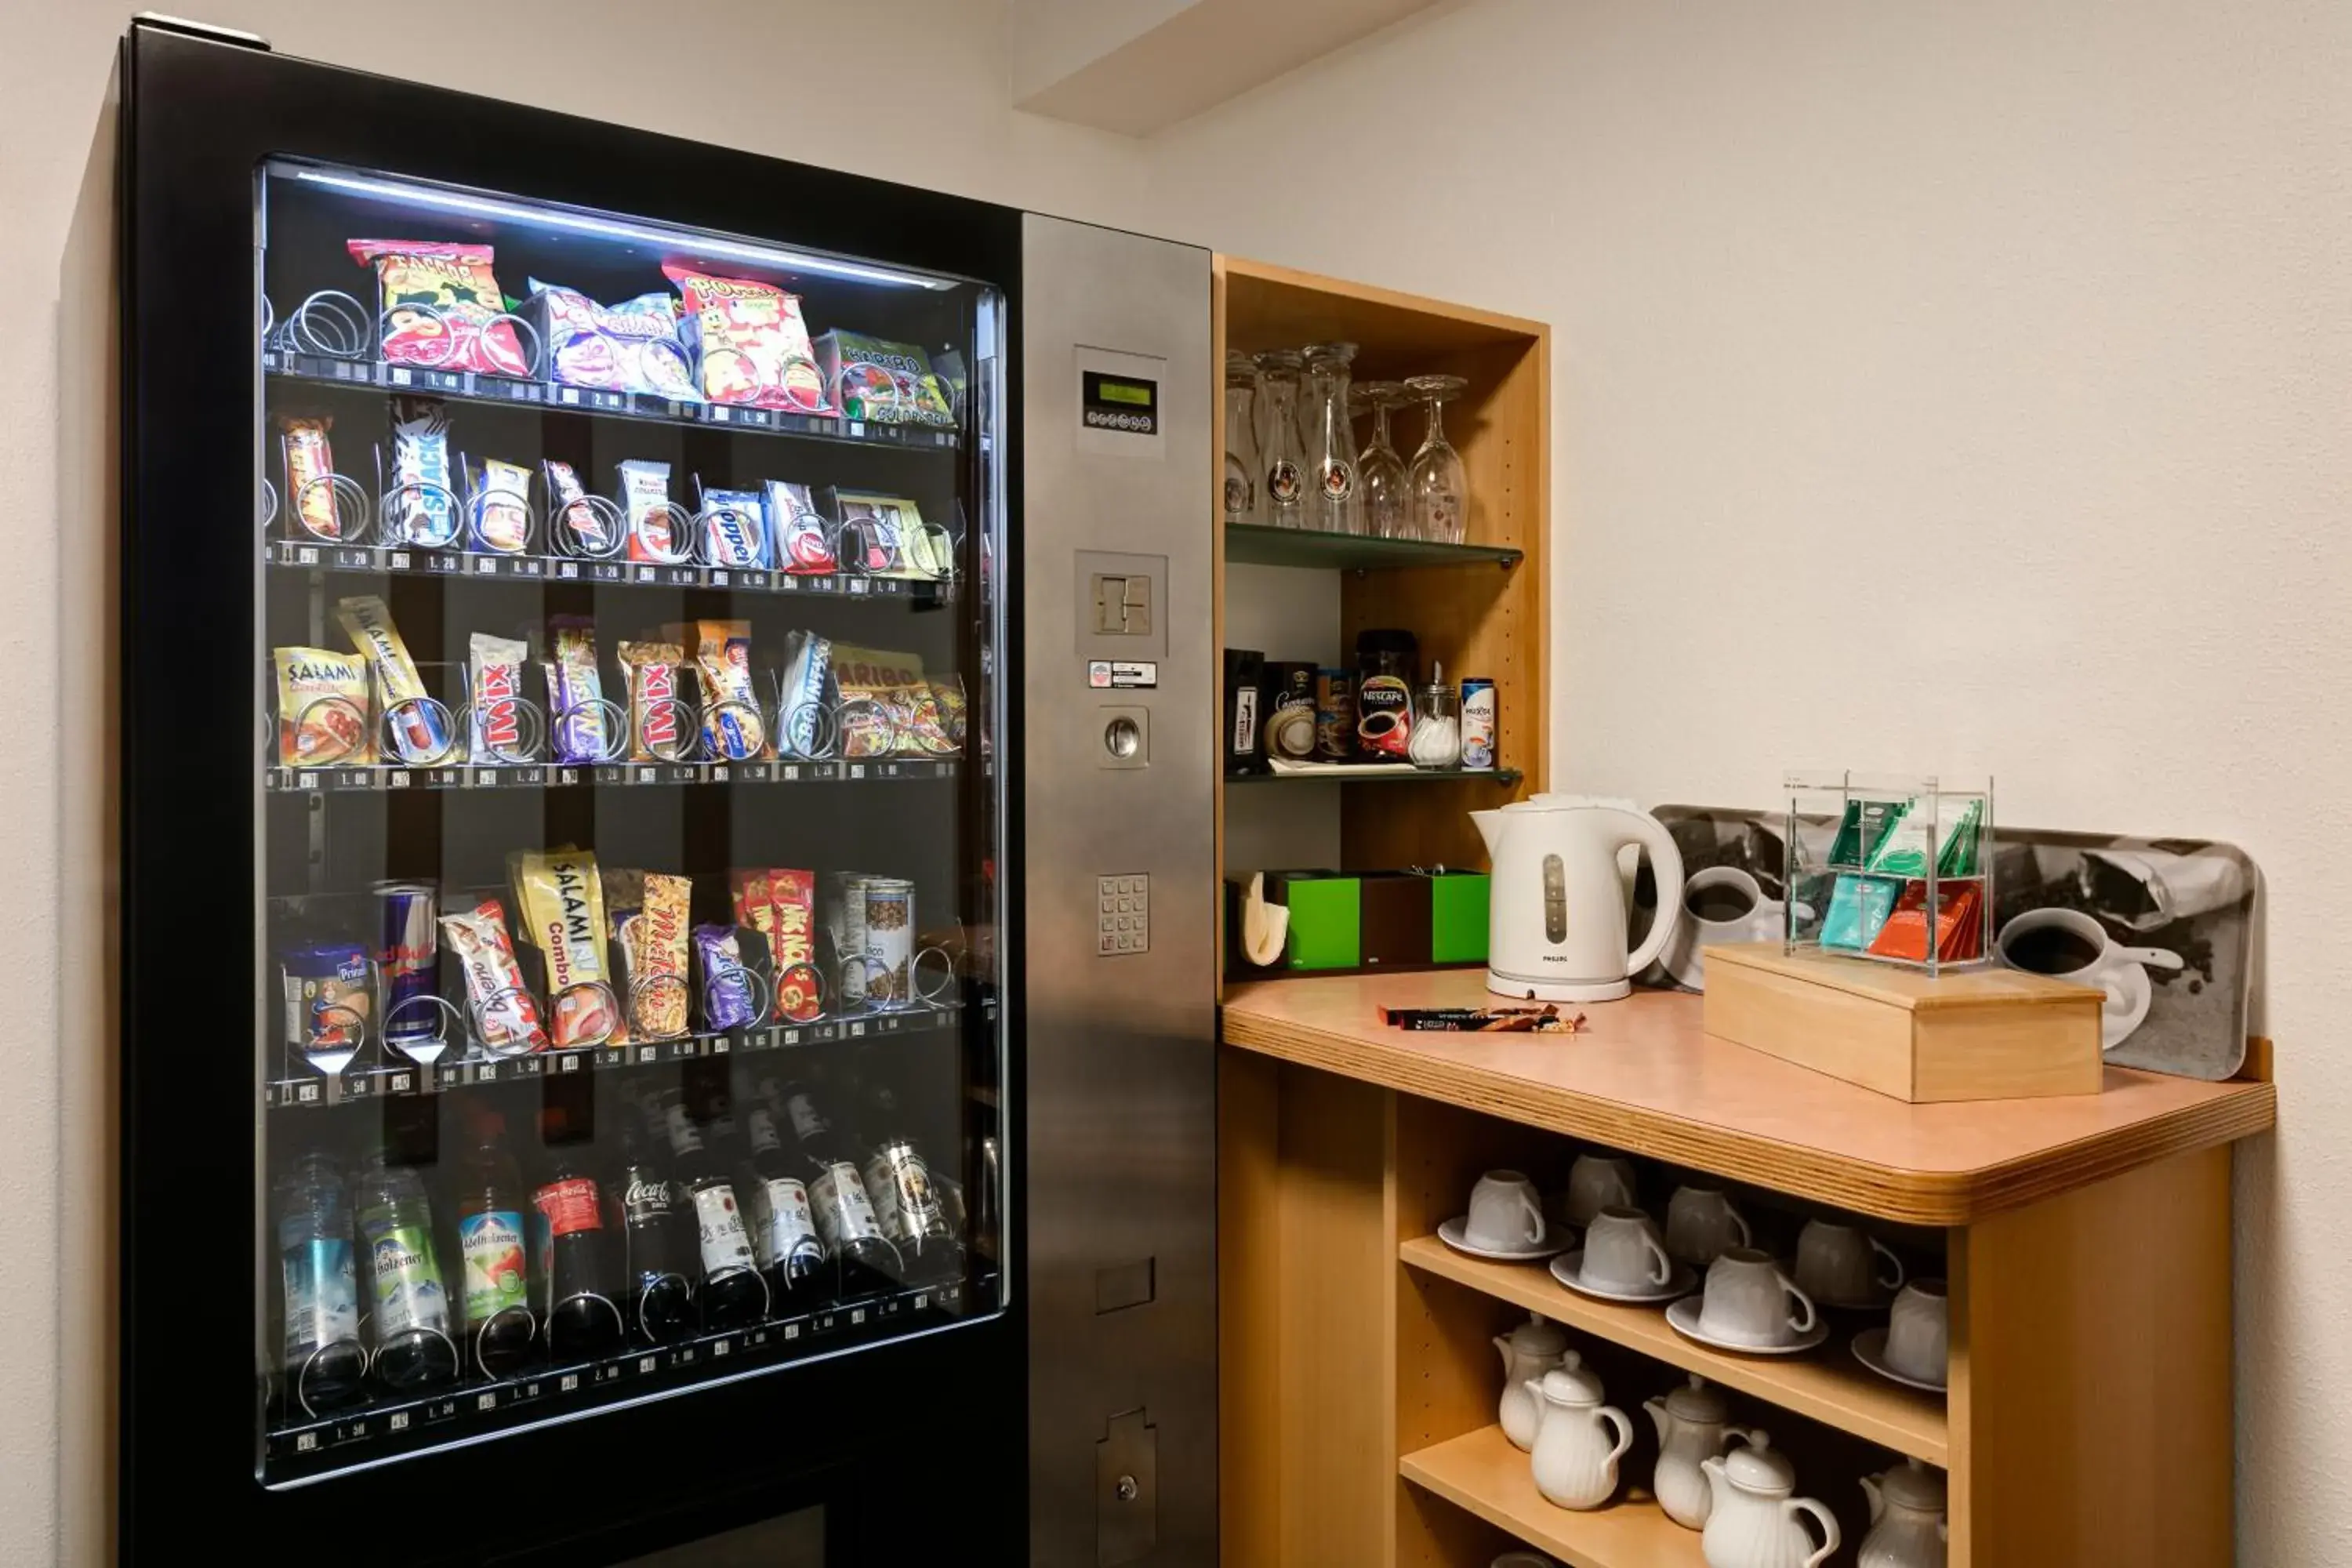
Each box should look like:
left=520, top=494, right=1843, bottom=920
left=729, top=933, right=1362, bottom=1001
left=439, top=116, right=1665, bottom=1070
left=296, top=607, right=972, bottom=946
left=113, top=18, right=1214, bottom=1564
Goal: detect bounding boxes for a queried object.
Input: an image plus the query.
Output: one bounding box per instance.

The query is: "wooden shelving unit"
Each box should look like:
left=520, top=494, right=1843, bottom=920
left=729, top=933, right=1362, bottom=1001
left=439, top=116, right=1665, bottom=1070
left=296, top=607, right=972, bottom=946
left=1399, top=1235, right=1947, bottom=1464
left=1399, top=1425, right=1704, bottom=1568
left=1223, top=523, right=1524, bottom=572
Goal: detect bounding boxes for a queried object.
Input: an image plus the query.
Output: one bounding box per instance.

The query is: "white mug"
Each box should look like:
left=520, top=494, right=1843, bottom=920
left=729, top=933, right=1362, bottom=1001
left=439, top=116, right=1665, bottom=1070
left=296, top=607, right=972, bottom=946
left=1793, top=1220, right=1905, bottom=1306
left=1664, top=1185, right=1751, bottom=1268
left=1465, top=1170, right=1546, bottom=1253
left=1657, top=866, right=1787, bottom=990
left=1563, top=1153, right=1638, bottom=1228
left=1579, top=1207, right=1672, bottom=1292
left=1698, top=1247, right=1818, bottom=1348
left=1996, top=906, right=2182, bottom=1050
left=1885, top=1279, right=1949, bottom=1386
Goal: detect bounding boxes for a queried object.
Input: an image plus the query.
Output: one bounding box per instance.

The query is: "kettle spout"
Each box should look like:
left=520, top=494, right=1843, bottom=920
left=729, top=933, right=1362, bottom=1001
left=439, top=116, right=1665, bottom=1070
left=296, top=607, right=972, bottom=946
left=1494, top=1334, right=1513, bottom=1376
left=1701, top=1453, right=1730, bottom=1510
left=1470, top=807, right=1504, bottom=857
left=1643, top=1396, right=1669, bottom=1447
left=1860, top=1473, right=1885, bottom=1525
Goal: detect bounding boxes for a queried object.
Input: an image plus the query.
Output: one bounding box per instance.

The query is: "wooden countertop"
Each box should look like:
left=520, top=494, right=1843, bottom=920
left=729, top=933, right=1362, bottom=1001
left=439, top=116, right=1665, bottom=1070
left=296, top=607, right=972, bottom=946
left=1220, top=970, right=2274, bottom=1225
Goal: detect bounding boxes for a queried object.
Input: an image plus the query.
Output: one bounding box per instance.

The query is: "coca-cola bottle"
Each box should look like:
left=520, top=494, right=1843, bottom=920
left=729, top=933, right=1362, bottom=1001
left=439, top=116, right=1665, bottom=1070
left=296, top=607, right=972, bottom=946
left=659, top=1087, right=769, bottom=1329
left=610, top=1114, right=695, bottom=1345
left=742, top=1096, right=831, bottom=1312
left=531, top=1131, right=625, bottom=1363
left=771, top=1073, right=902, bottom=1299
left=353, top=1149, right=459, bottom=1394
left=452, top=1116, right=538, bottom=1379
left=273, top=1150, right=367, bottom=1414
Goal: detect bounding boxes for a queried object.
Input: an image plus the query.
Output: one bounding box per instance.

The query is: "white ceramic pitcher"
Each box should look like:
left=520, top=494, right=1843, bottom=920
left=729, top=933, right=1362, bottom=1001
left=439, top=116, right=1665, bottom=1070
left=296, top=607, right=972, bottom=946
left=1525, top=1362, right=1633, bottom=1511
left=1700, top=1432, right=1840, bottom=1568
left=1494, top=1314, right=1570, bottom=1452
left=1858, top=1458, right=1949, bottom=1568
left=1645, top=1374, right=1759, bottom=1530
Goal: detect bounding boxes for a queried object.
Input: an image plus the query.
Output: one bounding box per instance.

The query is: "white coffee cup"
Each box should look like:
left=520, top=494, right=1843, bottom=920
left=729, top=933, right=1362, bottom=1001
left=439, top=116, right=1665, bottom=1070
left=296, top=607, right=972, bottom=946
left=1563, top=1153, right=1637, bottom=1228
left=1657, top=866, right=1788, bottom=990
left=1885, top=1279, right=1949, bottom=1386
left=1697, top=1247, right=1819, bottom=1348
left=1995, top=906, right=2183, bottom=1049
left=1465, top=1170, right=1546, bottom=1253
left=1266, top=706, right=1315, bottom=760
left=1579, top=1206, right=1672, bottom=1292
left=1793, top=1220, right=1906, bottom=1306
left=1664, top=1185, right=1751, bottom=1267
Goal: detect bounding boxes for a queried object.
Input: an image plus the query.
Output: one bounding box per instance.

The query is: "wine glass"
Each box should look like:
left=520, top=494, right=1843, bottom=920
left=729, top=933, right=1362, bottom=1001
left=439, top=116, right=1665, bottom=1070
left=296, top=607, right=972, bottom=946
left=1404, top=374, right=1469, bottom=545
left=1352, top=381, right=1410, bottom=540
left=1300, top=343, right=1363, bottom=534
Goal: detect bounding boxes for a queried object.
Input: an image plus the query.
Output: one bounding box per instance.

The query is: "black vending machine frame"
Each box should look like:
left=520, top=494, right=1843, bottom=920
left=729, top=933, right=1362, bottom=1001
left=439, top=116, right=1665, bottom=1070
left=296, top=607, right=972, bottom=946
left=116, top=21, right=1026, bottom=1566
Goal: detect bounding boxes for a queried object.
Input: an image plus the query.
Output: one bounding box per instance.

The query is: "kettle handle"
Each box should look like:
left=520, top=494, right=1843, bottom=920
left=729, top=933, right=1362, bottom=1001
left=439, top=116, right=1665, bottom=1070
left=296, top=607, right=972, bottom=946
left=1612, top=810, right=1686, bottom=979
left=1786, top=1497, right=1842, bottom=1568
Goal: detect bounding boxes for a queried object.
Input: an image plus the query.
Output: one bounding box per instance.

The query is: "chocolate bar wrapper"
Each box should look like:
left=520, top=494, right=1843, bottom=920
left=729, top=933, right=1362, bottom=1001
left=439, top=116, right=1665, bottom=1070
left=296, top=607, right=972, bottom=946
left=467, top=632, right=530, bottom=764
left=812, top=330, right=956, bottom=428
left=664, top=265, right=830, bottom=414
left=617, top=640, right=686, bottom=762
left=335, top=594, right=448, bottom=764
left=618, top=872, right=693, bottom=1038
left=619, top=459, right=684, bottom=564
left=764, top=481, right=835, bottom=575
left=350, top=239, right=526, bottom=376
left=547, top=616, right=608, bottom=764
left=543, top=460, right=615, bottom=556
left=276, top=415, right=342, bottom=541
left=386, top=396, right=460, bottom=548
left=693, top=924, right=757, bottom=1031
left=273, top=645, right=372, bottom=768
left=468, top=457, right=533, bottom=555
left=510, top=849, right=617, bottom=1048
left=730, top=869, right=775, bottom=969
left=775, top=629, right=832, bottom=759
left=696, top=484, right=770, bottom=570
left=692, top=619, right=767, bottom=761
left=440, top=898, right=548, bottom=1053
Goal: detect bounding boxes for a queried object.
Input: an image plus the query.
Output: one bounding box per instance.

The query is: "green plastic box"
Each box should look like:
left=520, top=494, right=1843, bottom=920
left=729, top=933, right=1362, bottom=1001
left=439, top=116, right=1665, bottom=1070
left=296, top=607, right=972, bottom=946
left=1276, top=872, right=1361, bottom=970
left=1425, top=871, right=1490, bottom=964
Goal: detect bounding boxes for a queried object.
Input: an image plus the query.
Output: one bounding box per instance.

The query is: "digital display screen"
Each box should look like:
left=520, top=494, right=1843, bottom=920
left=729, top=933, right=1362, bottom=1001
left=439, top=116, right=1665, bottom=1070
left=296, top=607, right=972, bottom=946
left=1081, top=370, right=1160, bottom=436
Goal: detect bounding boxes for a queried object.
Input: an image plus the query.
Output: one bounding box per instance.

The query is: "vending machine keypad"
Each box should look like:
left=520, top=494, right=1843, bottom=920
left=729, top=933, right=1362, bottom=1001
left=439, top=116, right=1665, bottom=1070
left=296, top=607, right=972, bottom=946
left=1097, top=874, right=1150, bottom=954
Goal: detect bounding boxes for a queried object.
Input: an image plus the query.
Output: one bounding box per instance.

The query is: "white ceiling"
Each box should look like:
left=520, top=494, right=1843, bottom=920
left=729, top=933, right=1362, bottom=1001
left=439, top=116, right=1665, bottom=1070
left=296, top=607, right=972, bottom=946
left=1009, top=0, right=1450, bottom=136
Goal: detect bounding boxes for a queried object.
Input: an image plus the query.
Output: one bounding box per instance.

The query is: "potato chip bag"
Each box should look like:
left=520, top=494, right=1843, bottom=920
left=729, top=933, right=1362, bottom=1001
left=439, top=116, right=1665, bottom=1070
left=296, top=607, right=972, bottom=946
left=273, top=646, right=372, bottom=768
left=348, top=239, right=528, bottom=376
left=664, top=265, right=830, bottom=414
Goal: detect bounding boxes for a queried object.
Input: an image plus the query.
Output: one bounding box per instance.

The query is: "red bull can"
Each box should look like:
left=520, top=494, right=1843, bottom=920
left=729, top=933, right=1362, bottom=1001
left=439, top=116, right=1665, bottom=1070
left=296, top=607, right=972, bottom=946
left=375, top=881, right=440, bottom=1047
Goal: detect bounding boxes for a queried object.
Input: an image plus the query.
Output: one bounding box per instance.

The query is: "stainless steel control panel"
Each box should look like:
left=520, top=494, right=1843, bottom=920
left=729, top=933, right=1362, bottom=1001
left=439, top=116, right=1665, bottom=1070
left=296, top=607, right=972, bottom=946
left=1022, top=215, right=1214, bottom=1567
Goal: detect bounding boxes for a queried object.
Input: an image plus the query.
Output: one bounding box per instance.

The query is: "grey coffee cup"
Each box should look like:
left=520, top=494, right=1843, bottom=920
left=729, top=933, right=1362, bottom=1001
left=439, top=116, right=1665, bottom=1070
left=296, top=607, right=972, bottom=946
left=1698, top=1247, right=1819, bottom=1348
left=1578, top=1207, right=1672, bottom=1293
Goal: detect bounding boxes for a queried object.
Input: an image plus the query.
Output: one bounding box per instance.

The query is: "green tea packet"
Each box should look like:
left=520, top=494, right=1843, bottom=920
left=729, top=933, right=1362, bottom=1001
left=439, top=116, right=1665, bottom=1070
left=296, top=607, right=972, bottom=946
left=1828, top=797, right=1907, bottom=869
left=1820, top=873, right=1904, bottom=950
left=1864, top=797, right=1983, bottom=879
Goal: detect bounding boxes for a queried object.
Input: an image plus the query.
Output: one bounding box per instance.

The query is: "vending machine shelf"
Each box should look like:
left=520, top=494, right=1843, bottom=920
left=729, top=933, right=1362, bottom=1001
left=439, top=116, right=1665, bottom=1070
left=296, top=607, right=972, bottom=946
left=263, top=539, right=959, bottom=601
left=264, top=757, right=963, bottom=793
left=266, top=999, right=968, bottom=1109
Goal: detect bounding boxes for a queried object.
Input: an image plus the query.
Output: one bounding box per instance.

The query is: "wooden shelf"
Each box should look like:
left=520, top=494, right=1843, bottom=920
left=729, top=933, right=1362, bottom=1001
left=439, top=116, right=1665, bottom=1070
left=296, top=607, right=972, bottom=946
left=1223, top=523, right=1523, bottom=572
left=1399, top=1425, right=1704, bottom=1568
left=1221, top=969, right=2274, bottom=1225
left=1400, top=1234, right=1948, bottom=1465
left=1226, top=766, right=1523, bottom=786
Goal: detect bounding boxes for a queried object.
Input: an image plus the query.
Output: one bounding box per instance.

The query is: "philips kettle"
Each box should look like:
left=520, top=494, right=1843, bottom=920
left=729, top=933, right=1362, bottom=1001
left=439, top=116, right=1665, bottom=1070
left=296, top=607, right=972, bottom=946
left=1470, top=795, right=1685, bottom=1002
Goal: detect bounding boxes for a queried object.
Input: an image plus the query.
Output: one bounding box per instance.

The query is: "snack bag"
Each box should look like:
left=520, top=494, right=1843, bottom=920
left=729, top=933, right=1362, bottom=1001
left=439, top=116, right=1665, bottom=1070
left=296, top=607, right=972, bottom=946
left=832, top=643, right=951, bottom=758
left=663, top=264, right=830, bottom=413
left=774, top=629, right=833, bottom=759
left=523, top=279, right=699, bottom=401
left=926, top=675, right=967, bottom=756
left=764, top=481, right=836, bottom=575
left=276, top=415, right=343, bottom=541
left=348, top=239, right=528, bottom=376
left=467, top=632, right=529, bottom=764
left=812, top=330, right=956, bottom=428
left=543, top=460, right=615, bottom=556
left=273, top=646, right=372, bottom=768
left=547, top=615, right=608, bottom=764
left=386, top=397, right=460, bottom=547
left=440, top=898, right=549, bottom=1054
left=510, top=849, right=619, bottom=1048
left=335, top=595, right=448, bottom=764
left=615, top=872, right=693, bottom=1038
left=617, top=640, right=686, bottom=762
left=467, top=457, right=533, bottom=555
left=693, top=924, right=757, bottom=1031
left=695, top=484, right=769, bottom=570
left=731, top=869, right=815, bottom=975
left=833, top=490, right=945, bottom=579
left=618, top=459, right=685, bottom=564
left=691, top=619, right=767, bottom=761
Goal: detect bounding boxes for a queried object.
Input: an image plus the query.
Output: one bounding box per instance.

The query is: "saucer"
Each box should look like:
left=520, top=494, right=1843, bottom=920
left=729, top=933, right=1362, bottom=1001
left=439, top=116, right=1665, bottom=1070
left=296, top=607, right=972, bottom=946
left=1852, top=1327, right=1947, bottom=1392
left=2103, top=962, right=2154, bottom=1052
left=1803, top=1279, right=1897, bottom=1312
left=1548, top=1250, right=1697, bottom=1305
left=1664, top=1295, right=1831, bottom=1356
left=1437, top=1216, right=1570, bottom=1263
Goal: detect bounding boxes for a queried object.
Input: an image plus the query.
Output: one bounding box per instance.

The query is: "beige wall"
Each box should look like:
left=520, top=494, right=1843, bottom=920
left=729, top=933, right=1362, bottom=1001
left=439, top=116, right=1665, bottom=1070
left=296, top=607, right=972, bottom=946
left=1133, top=2, right=2351, bottom=1560
left=8, top=0, right=2347, bottom=1562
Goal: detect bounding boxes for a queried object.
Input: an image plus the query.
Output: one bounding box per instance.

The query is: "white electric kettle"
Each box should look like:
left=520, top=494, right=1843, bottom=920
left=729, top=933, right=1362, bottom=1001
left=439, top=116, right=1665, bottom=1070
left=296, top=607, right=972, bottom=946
left=1471, top=795, right=1685, bottom=1002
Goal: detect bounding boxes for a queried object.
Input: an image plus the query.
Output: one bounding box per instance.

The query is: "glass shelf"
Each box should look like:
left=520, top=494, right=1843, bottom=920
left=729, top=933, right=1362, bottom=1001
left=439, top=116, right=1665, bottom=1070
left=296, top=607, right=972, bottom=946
left=265, top=350, right=961, bottom=451
left=1223, top=524, right=1521, bottom=571
left=1228, top=767, right=1523, bottom=786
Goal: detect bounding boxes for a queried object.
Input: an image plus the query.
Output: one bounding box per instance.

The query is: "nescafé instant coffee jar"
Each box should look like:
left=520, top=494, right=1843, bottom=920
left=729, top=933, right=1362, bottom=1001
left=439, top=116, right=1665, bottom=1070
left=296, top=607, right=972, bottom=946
left=1355, top=629, right=1418, bottom=761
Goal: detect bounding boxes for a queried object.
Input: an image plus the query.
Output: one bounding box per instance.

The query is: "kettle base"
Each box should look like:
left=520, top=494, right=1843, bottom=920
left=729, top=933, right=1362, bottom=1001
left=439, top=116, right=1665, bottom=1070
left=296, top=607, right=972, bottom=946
left=1485, top=972, right=1634, bottom=1004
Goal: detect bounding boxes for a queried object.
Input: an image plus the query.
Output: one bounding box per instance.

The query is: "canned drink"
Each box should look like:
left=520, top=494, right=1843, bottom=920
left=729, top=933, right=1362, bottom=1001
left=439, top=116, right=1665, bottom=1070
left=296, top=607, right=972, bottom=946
left=861, top=878, right=916, bottom=1005
left=374, top=880, right=441, bottom=1046
left=1460, top=678, right=1497, bottom=771
left=281, top=942, right=371, bottom=1064
left=834, top=873, right=873, bottom=1006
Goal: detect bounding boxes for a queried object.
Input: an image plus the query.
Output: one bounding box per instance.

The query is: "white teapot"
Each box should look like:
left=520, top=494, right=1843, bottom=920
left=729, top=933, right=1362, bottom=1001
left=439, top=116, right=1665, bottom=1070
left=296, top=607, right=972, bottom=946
left=1644, top=1374, right=1760, bottom=1529
left=1525, top=1362, right=1633, bottom=1511
left=1859, top=1457, right=1949, bottom=1568
left=1700, top=1432, right=1840, bottom=1568
left=1494, top=1313, right=1570, bottom=1452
